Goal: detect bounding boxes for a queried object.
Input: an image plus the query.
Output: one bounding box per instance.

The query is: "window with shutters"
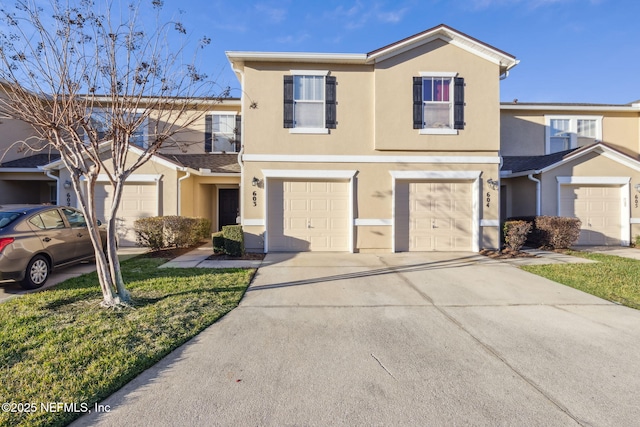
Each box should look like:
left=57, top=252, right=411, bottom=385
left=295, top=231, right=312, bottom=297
left=205, top=113, right=240, bottom=153
left=283, top=71, right=336, bottom=134
left=544, top=115, right=602, bottom=154
left=413, top=72, right=464, bottom=135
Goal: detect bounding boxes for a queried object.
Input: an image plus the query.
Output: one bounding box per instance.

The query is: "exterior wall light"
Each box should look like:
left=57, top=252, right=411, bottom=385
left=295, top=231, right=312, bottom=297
left=251, top=177, right=260, bottom=187
left=63, top=180, right=72, bottom=190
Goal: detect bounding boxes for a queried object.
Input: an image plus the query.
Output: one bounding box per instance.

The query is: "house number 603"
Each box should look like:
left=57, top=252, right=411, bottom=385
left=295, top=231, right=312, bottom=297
left=486, top=192, right=491, bottom=208
left=252, top=191, right=257, bottom=207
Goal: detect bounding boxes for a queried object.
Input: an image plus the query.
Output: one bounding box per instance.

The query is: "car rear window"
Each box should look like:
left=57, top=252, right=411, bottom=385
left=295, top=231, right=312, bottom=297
left=29, top=210, right=65, bottom=230
left=0, top=212, right=22, bottom=229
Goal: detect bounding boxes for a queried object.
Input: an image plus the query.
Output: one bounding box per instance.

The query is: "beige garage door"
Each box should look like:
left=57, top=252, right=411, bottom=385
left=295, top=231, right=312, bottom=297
left=268, top=180, right=349, bottom=252
left=396, top=181, right=473, bottom=251
left=560, top=185, right=621, bottom=245
left=95, top=183, right=158, bottom=246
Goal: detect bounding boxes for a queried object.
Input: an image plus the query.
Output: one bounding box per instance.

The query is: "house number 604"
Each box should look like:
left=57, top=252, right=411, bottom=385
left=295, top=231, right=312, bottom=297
left=486, top=192, right=491, bottom=208
left=252, top=191, right=257, bottom=207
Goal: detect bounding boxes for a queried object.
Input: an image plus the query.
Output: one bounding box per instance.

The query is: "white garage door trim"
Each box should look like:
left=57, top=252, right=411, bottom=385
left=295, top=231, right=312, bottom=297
left=556, top=176, right=630, bottom=246
left=262, top=169, right=357, bottom=253
left=390, top=171, right=481, bottom=252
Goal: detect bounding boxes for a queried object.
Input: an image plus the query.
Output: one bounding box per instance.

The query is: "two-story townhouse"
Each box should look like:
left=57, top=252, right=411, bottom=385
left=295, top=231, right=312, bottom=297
left=500, top=101, right=640, bottom=246
left=0, top=94, right=243, bottom=245
left=228, top=24, right=518, bottom=253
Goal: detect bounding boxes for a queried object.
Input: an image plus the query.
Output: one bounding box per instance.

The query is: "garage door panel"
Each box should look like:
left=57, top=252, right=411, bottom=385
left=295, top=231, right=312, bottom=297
left=269, top=179, right=349, bottom=252
left=405, top=181, right=473, bottom=251
left=95, top=182, right=157, bottom=246
left=560, top=185, right=621, bottom=246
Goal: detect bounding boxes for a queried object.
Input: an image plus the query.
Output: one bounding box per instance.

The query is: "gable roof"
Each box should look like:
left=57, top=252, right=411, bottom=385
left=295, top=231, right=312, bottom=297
left=502, top=149, right=578, bottom=175
left=502, top=142, right=640, bottom=177
left=226, top=24, right=518, bottom=76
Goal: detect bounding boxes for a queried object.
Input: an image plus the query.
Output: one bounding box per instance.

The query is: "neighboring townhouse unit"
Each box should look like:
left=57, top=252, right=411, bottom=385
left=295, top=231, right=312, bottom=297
left=228, top=24, right=518, bottom=253
left=0, top=97, right=243, bottom=245
left=500, top=101, right=640, bottom=246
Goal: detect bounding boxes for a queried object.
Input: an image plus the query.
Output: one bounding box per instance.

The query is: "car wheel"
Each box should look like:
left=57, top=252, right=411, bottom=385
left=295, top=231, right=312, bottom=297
left=21, top=255, right=50, bottom=289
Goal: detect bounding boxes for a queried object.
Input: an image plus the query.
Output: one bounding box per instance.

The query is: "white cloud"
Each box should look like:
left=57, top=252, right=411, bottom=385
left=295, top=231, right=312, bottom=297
left=255, top=4, right=287, bottom=23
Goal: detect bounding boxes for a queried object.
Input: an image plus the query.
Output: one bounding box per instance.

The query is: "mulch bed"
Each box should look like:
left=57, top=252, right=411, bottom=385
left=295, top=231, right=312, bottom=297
left=479, top=248, right=537, bottom=259
left=206, top=252, right=265, bottom=261
left=142, top=246, right=196, bottom=259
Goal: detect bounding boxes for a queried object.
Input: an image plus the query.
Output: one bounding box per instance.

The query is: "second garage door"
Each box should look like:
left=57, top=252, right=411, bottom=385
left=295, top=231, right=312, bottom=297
left=560, top=185, right=621, bottom=245
left=396, top=181, right=473, bottom=251
left=268, top=179, right=349, bottom=252
left=95, top=182, right=158, bottom=246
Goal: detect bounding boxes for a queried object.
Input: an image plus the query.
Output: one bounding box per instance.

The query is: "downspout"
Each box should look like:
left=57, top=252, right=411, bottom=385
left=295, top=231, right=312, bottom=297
left=527, top=173, right=541, bottom=216
left=177, top=168, right=190, bottom=216
left=44, top=169, right=60, bottom=205
left=234, top=66, right=246, bottom=227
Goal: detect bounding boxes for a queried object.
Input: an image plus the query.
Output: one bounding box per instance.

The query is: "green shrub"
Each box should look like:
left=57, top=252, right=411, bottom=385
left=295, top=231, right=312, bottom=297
left=134, top=217, right=165, bottom=250
left=212, top=232, right=225, bottom=254
left=134, top=216, right=211, bottom=250
left=503, top=220, right=532, bottom=252
left=222, top=225, right=244, bottom=257
left=535, top=216, right=582, bottom=249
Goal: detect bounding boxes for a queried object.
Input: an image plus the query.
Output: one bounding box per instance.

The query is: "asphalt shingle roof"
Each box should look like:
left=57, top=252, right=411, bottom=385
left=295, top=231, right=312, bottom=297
left=0, top=153, right=61, bottom=168
left=502, top=149, right=578, bottom=174
left=159, top=153, right=240, bottom=174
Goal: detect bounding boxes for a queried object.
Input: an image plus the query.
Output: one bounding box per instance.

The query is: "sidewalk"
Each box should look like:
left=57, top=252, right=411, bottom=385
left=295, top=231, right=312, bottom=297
left=158, top=244, right=263, bottom=269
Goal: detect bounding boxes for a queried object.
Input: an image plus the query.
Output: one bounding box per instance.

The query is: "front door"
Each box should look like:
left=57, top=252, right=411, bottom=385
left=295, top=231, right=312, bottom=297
left=218, top=188, right=239, bottom=231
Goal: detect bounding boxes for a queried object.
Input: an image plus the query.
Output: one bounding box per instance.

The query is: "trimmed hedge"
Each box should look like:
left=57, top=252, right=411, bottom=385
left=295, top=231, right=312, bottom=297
left=212, top=232, right=225, bottom=254
left=134, top=216, right=211, bottom=250
left=506, top=215, right=582, bottom=250
left=222, top=225, right=245, bottom=257
left=503, top=220, right=532, bottom=252
left=535, top=216, right=581, bottom=249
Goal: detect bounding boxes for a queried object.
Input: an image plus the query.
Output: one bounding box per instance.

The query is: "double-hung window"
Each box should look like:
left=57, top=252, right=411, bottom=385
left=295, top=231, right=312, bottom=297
left=413, top=72, right=464, bottom=134
left=283, top=71, right=336, bottom=133
left=545, top=115, right=602, bottom=154
left=86, top=109, right=148, bottom=148
left=205, top=113, right=240, bottom=152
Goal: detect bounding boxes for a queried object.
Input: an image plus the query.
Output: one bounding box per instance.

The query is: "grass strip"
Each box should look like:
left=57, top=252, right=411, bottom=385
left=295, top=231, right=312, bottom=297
left=0, top=257, right=253, bottom=427
left=521, top=251, right=640, bottom=310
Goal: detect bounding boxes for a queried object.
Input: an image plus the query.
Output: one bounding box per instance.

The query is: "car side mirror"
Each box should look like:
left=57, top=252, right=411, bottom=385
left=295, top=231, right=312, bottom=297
left=96, top=220, right=102, bottom=226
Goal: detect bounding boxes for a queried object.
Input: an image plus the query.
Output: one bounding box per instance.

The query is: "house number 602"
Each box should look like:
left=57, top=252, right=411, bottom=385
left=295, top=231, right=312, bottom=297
left=252, top=191, right=257, bottom=207
left=486, top=192, right=491, bottom=208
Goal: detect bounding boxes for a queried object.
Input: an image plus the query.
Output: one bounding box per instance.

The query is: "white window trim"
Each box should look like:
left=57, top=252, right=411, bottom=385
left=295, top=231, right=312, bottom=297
left=289, top=70, right=329, bottom=133
left=544, top=115, right=603, bottom=154
left=208, top=111, right=238, bottom=153
left=419, top=71, right=458, bottom=135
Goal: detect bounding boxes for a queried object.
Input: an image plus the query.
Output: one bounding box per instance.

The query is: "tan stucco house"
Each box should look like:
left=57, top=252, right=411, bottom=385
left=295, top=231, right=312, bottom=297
left=3, top=24, right=639, bottom=250
left=228, top=24, right=518, bottom=253
left=501, top=102, right=640, bottom=246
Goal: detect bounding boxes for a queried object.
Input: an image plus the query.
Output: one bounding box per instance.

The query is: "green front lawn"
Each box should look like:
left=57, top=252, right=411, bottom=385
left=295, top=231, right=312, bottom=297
left=521, top=251, right=640, bottom=309
left=0, top=257, right=254, bottom=427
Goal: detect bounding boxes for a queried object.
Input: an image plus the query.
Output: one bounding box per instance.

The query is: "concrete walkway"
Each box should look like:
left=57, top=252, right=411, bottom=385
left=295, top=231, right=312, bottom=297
left=73, top=250, right=640, bottom=427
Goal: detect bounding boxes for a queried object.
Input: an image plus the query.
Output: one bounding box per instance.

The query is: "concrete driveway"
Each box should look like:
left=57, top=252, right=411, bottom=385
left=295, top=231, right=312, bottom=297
left=74, top=252, right=640, bottom=426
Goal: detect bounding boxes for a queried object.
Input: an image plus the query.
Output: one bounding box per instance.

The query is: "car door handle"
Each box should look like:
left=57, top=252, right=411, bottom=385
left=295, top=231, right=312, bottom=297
left=43, top=237, right=51, bottom=242
left=76, top=233, right=83, bottom=237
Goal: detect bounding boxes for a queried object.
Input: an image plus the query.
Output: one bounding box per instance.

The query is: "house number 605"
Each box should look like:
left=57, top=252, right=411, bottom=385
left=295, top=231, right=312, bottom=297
left=252, top=191, right=257, bottom=207
left=486, top=192, right=491, bottom=208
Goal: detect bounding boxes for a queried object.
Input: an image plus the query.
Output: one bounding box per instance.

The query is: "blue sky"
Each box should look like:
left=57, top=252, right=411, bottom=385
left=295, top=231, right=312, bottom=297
left=172, top=0, right=640, bottom=104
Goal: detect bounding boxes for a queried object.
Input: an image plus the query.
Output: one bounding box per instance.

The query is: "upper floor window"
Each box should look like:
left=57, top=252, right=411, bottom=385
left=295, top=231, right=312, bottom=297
left=87, top=110, right=148, bottom=148
left=205, top=113, right=240, bottom=153
left=283, top=71, right=336, bottom=133
left=545, top=115, right=602, bottom=154
left=413, top=73, right=464, bottom=135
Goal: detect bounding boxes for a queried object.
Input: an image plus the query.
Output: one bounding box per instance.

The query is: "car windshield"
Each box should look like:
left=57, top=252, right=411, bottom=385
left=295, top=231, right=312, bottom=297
left=0, top=212, right=23, bottom=229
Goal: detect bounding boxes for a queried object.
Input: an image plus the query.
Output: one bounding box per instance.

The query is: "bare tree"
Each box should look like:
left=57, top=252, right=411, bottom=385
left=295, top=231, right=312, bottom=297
left=0, top=0, right=225, bottom=307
